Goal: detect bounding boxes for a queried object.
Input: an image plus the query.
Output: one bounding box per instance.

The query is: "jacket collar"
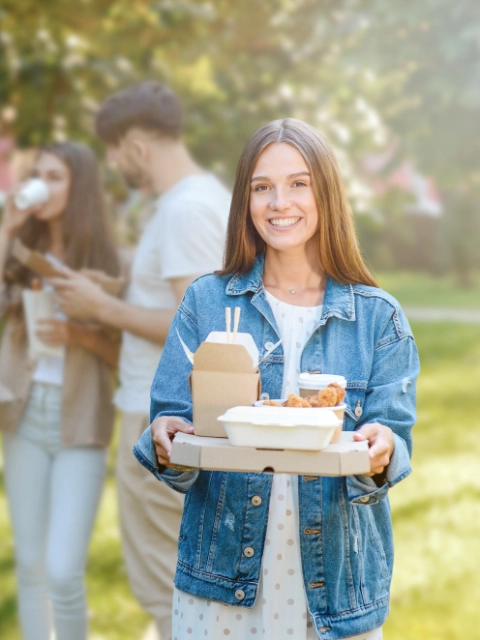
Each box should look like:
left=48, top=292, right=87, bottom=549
left=225, top=254, right=355, bottom=323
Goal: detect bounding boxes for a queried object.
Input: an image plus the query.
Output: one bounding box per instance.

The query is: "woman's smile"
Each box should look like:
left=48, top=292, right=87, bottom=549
left=268, top=216, right=302, bottom=229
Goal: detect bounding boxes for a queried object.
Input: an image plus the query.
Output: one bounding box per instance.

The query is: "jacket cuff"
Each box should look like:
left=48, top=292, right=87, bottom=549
left=347, top=433, right=412, bottom=505
left=132, top=425, right=198, bottom=494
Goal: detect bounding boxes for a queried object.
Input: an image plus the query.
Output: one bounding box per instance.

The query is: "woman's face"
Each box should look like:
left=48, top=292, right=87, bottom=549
left=249, top=142, right=319, bottom=255
left=30, top=152, right=71, bottom=221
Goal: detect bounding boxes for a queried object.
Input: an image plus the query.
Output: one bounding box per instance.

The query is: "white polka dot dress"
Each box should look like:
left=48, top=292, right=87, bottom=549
left=172, top=291, right=382, bottom=640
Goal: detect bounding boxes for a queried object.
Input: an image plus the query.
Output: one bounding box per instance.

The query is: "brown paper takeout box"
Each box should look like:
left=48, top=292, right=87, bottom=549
left=170, top=431, right=370, bottom=476
left=177, top=324, right=261, bottom=438
left=190, top=337, right=260, bottom=438
left=12, top=238, right=124, bottom=295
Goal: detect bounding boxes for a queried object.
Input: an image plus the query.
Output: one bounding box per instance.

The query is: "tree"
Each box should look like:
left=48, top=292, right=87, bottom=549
left=349, top=0, right=480, bottom=283
left=0, top=0, right=388, bottom=181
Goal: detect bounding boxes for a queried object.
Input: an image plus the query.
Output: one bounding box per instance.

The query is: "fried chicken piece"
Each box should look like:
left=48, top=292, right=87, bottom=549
left=263, top=400, right=281, bottom=406
left=317, top=386, right=339, bottom=407
left=305, top=395, right=321, bottom=407
left=316, top=383, right=346, bottom=407
left=283, top=393, right=311, bottom=408
left=328, top=382, right=346, bottom=403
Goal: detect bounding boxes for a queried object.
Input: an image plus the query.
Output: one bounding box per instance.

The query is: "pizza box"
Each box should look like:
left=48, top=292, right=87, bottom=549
left=169, top=431, right=370, bottom=476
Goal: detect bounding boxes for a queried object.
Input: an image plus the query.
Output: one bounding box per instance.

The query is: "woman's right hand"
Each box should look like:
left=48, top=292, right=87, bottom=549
left=0, top=191, right=40, bottom=237
left=150, top=416, right=194, bottom=465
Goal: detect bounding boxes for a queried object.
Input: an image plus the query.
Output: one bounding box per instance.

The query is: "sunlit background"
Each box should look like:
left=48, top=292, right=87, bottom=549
left=1, top=1, right=479, bottom=639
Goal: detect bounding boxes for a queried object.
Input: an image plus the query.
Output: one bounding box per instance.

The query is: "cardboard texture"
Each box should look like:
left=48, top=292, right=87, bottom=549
left=12, top=239, right=124, bottom=295
left=170, top=431, right=370, bottom=476
left=190, top=339, right=260, bottom=438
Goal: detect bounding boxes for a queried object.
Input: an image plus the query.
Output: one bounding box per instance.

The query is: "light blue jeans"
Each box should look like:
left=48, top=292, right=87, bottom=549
left=2, top=382, right=107, bottom=640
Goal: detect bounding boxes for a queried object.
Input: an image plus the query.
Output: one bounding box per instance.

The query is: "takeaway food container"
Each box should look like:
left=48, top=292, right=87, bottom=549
left=254, top=399, right=346, bottom=442
left=217, top=405, right=342, bottom=451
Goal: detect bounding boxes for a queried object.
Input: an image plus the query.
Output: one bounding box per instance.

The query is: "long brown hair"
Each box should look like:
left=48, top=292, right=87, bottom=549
left=219, top=118, right=377, bottom=287
left=4, top=141, right=120, bottom=290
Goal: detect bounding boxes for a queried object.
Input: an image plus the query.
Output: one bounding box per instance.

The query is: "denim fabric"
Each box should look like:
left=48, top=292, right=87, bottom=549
left=133, top=254, right=420, bottom=640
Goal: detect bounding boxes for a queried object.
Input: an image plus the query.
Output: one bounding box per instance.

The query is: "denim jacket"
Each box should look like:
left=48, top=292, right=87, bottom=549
left=134, top=255, right=419, bottom=640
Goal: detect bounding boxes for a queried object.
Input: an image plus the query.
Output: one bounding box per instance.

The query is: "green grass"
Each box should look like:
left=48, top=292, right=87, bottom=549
left=384, top=322, right=480, bottom=640
left=376, top=270, right=480, bottom=309
left=1, top=322, right=480, bottom=639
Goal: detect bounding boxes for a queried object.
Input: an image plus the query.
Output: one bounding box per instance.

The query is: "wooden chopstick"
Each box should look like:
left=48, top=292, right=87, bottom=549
left=233, top=307, right=240, bottom=344
left=225, top=307, right=231, bottom=344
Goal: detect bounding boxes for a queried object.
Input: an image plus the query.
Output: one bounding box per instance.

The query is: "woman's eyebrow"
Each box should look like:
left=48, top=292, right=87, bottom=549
left=288, top=171, right=310, bottom=179
left=251, top=171, right=310, bottom=183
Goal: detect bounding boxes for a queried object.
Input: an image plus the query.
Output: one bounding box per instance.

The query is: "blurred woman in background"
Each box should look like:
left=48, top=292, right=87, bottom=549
left=0, top=141, right=121, bottom=640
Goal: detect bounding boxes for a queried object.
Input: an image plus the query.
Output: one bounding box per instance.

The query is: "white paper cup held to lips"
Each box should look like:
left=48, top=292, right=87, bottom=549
left=14, top=179, right=50, bottom=210
left=297, top=373, right=347, bottom=443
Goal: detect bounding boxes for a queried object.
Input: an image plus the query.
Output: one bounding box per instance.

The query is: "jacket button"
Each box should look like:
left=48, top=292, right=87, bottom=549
left=243, top=546, right=255, bottom=557
left=359, top=496, right=370, bottom=503
left=235, top=589, right=245, bottom=600
left=264, top=341, right=275, bottom=351
left=251, top=496, right=262, bottom=506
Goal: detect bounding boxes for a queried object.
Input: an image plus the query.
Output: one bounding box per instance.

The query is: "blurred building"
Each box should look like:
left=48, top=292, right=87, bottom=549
left=361, top=143, right=443, bottom=217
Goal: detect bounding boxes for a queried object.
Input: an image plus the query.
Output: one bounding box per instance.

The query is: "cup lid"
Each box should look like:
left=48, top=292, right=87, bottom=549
left=297, top=373, right=347, bottom=389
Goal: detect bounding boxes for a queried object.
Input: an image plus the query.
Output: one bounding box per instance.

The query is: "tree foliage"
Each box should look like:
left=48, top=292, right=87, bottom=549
left=0, top=0, right=387, bottom=180
left=351, top=0, right=480, bottom=189
left=1, top=1, right=479, bottom=282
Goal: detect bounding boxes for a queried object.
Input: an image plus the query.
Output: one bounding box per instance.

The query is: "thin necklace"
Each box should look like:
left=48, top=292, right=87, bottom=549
left=264, top=283, right=306, bottom=295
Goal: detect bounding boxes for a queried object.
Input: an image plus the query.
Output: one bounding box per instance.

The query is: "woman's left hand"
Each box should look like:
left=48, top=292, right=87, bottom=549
left=353, top=422, right=395, bottom=477
left=36, top=318, right=75, bottom=347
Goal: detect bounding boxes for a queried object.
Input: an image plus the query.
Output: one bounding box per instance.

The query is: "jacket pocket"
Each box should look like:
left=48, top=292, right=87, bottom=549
left=352, top=504, right=391, bottom=606
left=365, top=507, right=389, bottom=579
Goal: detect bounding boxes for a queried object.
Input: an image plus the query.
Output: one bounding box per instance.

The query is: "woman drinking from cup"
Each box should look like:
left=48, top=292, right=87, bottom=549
left=0, top=142, right=121, bottom=640
left=134, top=118, right=420, bottom=640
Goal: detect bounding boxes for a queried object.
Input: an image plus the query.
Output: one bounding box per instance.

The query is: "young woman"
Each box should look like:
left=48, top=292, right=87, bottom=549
left=134, top=118, right=420, bottom=640
left=0, top=142, right=121, bottom=640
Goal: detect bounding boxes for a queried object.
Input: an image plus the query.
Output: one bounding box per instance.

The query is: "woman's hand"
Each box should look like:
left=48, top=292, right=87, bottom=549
left=150, top=416, right=194, bottom=465
left=0, top=192, right=41, bottom=237
left=353, top=422, right=395, bottom=477
left=50, top=269, right=107, bottom=322
left=36, top=318, right=76, bottom=347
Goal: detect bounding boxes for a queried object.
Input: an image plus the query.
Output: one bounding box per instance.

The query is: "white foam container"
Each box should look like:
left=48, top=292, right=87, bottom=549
left=253, top=400, right=346, bottom=443
left=217, top=406, right=342, bottom=451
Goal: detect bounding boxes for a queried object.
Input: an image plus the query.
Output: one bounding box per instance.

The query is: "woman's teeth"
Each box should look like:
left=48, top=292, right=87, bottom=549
left=269, top=217, right=300, bottom=228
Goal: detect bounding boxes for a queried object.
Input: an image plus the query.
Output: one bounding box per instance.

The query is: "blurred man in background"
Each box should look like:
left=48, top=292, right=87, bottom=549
left=52, top=81, right=231, bottom=640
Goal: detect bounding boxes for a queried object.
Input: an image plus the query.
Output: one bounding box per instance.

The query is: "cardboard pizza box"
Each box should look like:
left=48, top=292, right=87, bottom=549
left=169, top=431, right=370, bottom=476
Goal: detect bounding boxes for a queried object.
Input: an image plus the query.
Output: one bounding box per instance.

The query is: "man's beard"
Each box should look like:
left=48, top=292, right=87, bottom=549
left=122, top=165, right=150, bottom=190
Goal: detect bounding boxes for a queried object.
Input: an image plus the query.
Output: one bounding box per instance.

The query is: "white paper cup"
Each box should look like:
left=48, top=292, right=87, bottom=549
left=14, top=179, right=50, bottom=210
left=297, top=373, right=347, bottom=397
left=297, top=373, right=347, bottom=442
